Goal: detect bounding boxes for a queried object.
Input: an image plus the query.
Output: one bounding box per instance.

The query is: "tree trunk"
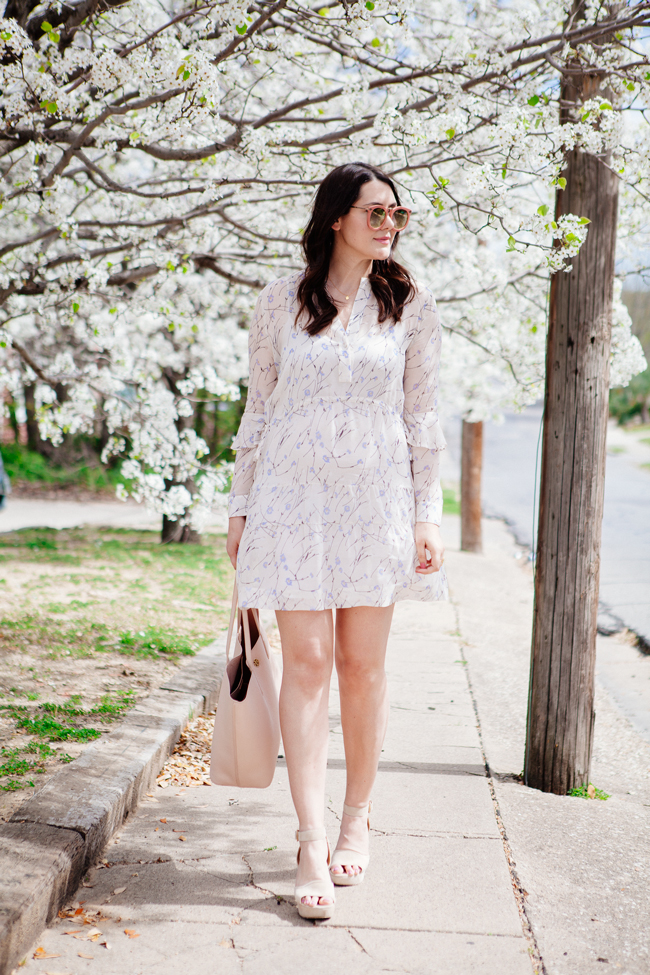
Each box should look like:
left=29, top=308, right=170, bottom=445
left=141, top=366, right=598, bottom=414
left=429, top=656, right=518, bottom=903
left=24, top=383, right=46, bottom=454
left=161, top=512, right=201, bottom=544
left=461, top=420, right=483, bottom=553
left=525, top=69, right=619, bottom=793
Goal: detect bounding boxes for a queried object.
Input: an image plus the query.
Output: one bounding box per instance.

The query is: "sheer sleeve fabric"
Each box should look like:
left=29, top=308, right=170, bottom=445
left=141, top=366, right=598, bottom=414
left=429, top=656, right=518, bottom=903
left=228, top=292, right=278, bottom=517
left=403, top=292, right=446, bottom=525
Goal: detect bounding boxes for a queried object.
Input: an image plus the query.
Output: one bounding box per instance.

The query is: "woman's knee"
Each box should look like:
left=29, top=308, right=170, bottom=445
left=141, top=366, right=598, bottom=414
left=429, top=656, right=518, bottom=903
left=335, top=647, right=385, bottom=688
left=283, top=640, right=332, bottom=692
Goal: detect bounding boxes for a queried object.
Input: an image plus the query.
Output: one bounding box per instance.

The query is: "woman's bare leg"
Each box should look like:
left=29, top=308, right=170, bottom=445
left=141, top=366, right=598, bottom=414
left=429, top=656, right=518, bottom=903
left=332, top=604, right=394, bottom=877
left=275, top=609, right=334, bottom=908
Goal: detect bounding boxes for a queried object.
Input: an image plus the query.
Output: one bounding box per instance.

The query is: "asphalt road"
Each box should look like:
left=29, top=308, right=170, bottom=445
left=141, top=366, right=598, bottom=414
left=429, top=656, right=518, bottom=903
left=442, top=406, right=650, bottom=645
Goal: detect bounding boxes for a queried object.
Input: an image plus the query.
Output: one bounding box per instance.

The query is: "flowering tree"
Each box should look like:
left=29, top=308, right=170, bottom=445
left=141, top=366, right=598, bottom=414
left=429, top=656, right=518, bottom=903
left=0, top=0, right=647, bottom=540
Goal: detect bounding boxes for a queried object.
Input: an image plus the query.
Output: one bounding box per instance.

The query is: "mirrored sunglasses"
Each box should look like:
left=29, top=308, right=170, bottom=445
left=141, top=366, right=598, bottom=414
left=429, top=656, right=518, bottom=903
left=350, top=205, right=412, bottom=231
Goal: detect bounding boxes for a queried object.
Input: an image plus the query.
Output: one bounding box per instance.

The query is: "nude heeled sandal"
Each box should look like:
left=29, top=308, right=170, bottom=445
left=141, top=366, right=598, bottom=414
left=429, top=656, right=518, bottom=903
left=330, top=801, right=372, bottom=887
left=294, top=827, right=336, bottom=920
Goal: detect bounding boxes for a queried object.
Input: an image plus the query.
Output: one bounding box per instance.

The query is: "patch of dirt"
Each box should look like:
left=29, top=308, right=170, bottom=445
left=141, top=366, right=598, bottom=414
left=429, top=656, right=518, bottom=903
left=0, top=525, right=234, bottom=820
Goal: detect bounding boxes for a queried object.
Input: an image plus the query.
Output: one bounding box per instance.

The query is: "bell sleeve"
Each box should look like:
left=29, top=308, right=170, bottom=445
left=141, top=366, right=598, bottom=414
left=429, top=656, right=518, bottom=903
left=403, top=291, right=446, bottom=525
left=228, top=290, right=278, bottom=517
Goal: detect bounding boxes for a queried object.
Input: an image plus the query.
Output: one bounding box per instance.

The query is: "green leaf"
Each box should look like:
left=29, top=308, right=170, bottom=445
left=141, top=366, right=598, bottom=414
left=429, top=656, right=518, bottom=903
left=51, top=32, right=60, bottom=42
left=565, top=232, right=578, bottom=243
left=506, top=235, right=517, bottom=251
left=365, top=1, right=375, bottom=7
left=626, top=81, right=635, bottom=92
left=556, top=177, right=567, bottom=190
left=182, top=70, right=190, bottom=80
left=599, top=101, right=612, bottom=110
left=578, top=217, right=590, bottom=225
left=1, top=30, right=12, bottom=40
left=109, top=307, right=117, bottom=314
left=438, top=177, right=449, bottom=187
left=72, top=302, right=79, bottom=313
left=445, top=127, right=455, bottom=139
left=317, top=6, right=329, bottom=14
left=40, top=101, right=57, bottom=114
left=41, top=21, right=52, bottom=32
left=235, top=24, right=247, bottom=34
left=537, top=204, right=549, bottom=216
left=370, top=37, right=381, bottom=47
left=527, top=95, right=540, bottom=107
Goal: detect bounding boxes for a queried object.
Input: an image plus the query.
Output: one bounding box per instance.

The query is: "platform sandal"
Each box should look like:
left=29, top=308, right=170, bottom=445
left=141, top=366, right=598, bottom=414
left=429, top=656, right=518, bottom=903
left=330, top=801, right=372, bottom=887
left=294, top=827, right=336, bottom=920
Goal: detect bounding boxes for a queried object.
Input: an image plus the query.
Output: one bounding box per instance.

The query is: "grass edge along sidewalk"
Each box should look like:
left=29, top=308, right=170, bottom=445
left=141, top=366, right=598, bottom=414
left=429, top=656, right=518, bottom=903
left=0, top=644, right=226, bottom=975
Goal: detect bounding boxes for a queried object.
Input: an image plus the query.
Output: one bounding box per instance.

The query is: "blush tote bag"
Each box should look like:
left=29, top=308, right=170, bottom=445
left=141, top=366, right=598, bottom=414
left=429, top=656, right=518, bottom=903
left=210, top=585, right=282, bottom=789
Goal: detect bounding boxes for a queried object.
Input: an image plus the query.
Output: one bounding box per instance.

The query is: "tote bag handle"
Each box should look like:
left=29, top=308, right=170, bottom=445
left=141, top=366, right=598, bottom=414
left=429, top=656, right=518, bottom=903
left=225, top=583, right=271, bottom=663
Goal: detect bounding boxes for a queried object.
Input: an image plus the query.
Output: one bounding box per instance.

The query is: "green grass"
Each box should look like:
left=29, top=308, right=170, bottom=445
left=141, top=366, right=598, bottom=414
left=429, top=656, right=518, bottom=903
left=0, top=690, right=136, bottom=745
left=1, top=443, right=125, bottom=492
left=443, top=487, right=461, bottom=516
left=610, top=368, right=650, bottom=426
left=568, top=783, right=610, bottom=801
left=0, top=741, right=73, bottom=791
left=102, top=626, right=198, bottom=659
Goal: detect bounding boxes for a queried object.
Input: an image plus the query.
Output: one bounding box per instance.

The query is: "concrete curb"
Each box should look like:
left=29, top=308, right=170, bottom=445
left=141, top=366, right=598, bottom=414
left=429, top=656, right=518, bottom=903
left=0, top=644, right=226, bottom=975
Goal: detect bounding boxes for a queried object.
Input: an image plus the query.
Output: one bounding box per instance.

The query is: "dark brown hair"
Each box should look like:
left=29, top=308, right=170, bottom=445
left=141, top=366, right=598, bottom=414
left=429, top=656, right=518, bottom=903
left=296, top=162, right=416, bottom=336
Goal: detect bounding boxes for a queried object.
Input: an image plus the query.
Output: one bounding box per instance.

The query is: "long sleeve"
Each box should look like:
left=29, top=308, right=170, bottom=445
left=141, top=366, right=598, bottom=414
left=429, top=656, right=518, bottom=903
left=228, top=291, right=278, bottom=517
left=403, top=291, right=446, bottom=524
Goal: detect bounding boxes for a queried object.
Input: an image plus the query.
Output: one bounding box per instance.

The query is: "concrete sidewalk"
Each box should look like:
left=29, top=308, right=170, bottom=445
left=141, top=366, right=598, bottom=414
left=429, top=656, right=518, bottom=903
left=15, top=516, right=650, bottom=974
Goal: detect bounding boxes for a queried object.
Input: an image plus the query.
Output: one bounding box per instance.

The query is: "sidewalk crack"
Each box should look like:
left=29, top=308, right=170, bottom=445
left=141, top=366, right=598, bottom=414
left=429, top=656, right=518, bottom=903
left=241, top=853, right=286, bottom=905
left=347, top=927, right=370, bottom=955
left=451, top=597, right=546, bottom=975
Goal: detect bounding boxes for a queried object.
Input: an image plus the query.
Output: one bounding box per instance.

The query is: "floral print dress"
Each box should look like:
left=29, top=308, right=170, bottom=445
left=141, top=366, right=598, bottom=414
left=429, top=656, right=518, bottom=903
left=228, top=272, right=447, bottom=610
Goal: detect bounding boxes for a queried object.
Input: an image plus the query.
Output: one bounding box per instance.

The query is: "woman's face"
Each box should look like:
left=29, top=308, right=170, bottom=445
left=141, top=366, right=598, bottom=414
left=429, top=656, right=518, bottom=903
left=331, top=178, right=400, bottom=263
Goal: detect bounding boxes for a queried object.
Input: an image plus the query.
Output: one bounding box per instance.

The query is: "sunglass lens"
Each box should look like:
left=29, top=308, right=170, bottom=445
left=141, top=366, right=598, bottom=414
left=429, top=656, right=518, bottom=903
left=369, top=208, right=386, bottom=229
left=393, top=208, right=409, bottom=229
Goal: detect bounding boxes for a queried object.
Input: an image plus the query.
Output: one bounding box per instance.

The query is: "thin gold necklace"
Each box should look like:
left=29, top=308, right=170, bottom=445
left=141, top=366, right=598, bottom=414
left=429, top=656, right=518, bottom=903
left=328, top=279, right=355, bottom=303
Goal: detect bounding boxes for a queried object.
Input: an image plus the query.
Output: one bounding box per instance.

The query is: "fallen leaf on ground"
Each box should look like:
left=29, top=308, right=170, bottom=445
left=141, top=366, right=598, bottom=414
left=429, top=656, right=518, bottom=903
left=172, top=829, right=186, bottom=833
left=178, top=836, right=187, bottom=841
left=220, top=939, right=234, bottom=948
left=34, top=948, right=61, bottom=959
left=113, top=887, right=126, bottom=894
left=124, top=929, right=140, bottom=939
left=78, top=952, right=94, bottom=959
left=587, top=783, right=596, bottom=799
left=159, top=818, right=167, bottom=823
left=62, top=930, right=83, bottom=936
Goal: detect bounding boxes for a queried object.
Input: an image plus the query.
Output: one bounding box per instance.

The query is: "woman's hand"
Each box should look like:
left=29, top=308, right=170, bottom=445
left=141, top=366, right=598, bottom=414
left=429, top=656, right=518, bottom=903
left=414, top=522, right=445, bottom=574
left=227, top=516, right=247, bottom=569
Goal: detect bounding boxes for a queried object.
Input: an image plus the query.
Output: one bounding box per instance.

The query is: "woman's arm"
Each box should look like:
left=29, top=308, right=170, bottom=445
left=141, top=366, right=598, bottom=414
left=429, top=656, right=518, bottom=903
left=403, top=290, right=446, bottom=573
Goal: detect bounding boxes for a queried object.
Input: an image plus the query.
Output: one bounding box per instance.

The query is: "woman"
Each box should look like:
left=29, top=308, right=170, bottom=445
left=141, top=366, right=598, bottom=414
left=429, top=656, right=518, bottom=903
left=226, top=162, right=446, bottom=920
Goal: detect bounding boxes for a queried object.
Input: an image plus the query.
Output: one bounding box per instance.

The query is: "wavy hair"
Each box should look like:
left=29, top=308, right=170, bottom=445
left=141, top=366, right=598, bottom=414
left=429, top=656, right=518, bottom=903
left=295, top=162, right=416, bottom=336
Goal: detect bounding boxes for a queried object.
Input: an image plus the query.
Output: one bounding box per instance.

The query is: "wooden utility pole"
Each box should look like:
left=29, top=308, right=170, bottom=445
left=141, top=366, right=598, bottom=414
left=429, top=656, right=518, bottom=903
left=525, top=30, right=619, bottom=793
left=461, top=419, right=483, bottom=554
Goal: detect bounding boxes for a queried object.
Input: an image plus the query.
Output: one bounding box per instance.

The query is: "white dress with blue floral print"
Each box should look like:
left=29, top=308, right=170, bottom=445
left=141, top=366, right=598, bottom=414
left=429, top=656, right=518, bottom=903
left=228, top=272, right=447, bottom=610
